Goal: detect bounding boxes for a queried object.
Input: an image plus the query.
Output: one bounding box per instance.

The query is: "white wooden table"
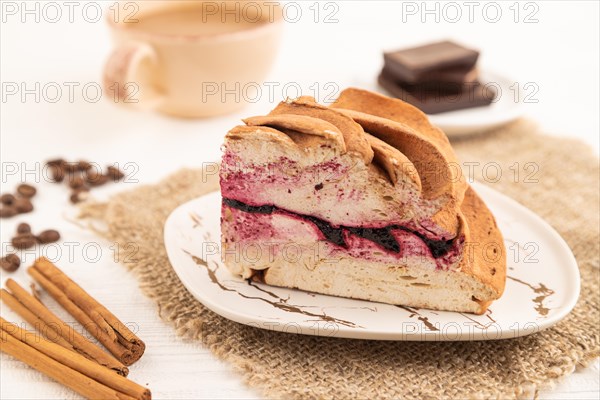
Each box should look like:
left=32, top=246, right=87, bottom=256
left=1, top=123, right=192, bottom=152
left=1, top=1, right=598, bottom=398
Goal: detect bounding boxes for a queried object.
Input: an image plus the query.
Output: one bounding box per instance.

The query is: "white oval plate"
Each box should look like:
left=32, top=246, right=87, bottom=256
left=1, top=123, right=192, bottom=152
left=164, top=182, right=579, bottom=341
left=352, top=70, right=523, bottom=138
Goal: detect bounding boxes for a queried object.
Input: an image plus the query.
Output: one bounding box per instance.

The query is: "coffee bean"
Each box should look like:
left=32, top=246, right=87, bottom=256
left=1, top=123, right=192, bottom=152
left=37, top=229, right=61, bottom=244
left=76, top=160, right=92, bottom=171
left=17, top=222, right=31, bottom=234
left=70, top=192, right=80, bottom=204
left=17, top=184, right=37, bottom=198
left=1, top=193, right=15, bottom=205
left=87, top=173, right=108, bottom=187
left=0, top=254, right=20, bottom=272
left=6, top=253, right=20, bottom=265
left=46, top=158, right=65, bottom=167
left=0, top=206, right=17, bottom=218
left=63, top=162, right=79, bottom=173
left=69, top=174, right=85, bottom=189
left=85, top=168, right=100, bottom=180
left=70, top=189, right=90, bottom=204
left=50, top=165, right=65, bottom=182
left=106, top=166, right=125, bottom=181
left=14, top=198, right=33, bottom=213
left=12, top=233, right=36, bottom=249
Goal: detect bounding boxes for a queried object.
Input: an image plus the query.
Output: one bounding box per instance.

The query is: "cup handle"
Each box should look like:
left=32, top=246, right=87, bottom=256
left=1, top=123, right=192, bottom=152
left=103, top=43, right=163, bottom=110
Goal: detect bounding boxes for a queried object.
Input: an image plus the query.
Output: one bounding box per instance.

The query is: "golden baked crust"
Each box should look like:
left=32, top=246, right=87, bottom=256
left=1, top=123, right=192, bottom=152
left=244, top=114, right=346, bottom=151
left=269, top=96, right=374, bottom=163
left=365, top=133, right=422, bottom=188
left=331, top=87, right=450, bottom=143
left=459, top=186, right=507, bottom=313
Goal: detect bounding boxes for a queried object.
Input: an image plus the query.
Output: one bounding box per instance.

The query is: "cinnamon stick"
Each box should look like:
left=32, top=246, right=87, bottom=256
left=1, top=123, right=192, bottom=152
left=2, top=278, right=128, bottom=376
left=0, top=289, right=73, bottom=349
left=28, top=267, right=132, bottom=364
left=0, top=317, right=151, bottom=400
left=30, top=257, right=145, bottom=366
left=0, top=327, right=138, bottom=400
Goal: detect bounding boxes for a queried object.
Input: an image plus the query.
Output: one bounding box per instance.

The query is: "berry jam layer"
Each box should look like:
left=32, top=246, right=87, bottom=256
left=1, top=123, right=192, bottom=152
left=223, top=198, right=460, bottom=260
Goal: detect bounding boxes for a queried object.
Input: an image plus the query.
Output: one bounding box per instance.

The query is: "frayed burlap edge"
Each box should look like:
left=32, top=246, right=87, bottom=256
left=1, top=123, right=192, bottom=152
left=79, top=120, right=599, bottom=400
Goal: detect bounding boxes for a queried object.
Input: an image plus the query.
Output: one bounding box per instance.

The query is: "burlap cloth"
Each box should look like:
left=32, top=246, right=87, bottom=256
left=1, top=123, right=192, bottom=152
left=80, top=120, right=599, bottom=399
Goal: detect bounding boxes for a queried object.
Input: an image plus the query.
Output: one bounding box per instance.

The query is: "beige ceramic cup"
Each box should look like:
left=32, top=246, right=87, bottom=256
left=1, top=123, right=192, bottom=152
left=104, top=1, right=283, bottom=118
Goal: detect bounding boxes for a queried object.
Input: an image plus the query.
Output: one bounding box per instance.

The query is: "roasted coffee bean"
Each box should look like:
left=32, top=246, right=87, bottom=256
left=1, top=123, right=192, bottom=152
left=14, top=198, right=33, bottom=213
left=70, top=189, right=90, bottom=204
left=0, top=254, right=21, bottom=272
left=85, top=168, right=100, bottom=180
left=17, top=184, right=37, bottom=198
left=0, top=206, right=18, bottom=218
left=93, top=175, right=109, bottom=186
left=106, top=166, right=125, bottom=181
left=17, top=222, right=31, bottom=234
left=12, top=233, right=36, bottom=249
left=36, top=229, right=61, bottom=244
left=77, top=160, right=92, bottom=171
left=1, top=193, right=15, bottom=205
left=69, top=174, right=85, bottom=189
left=87, top=173, right=108, bottom=187
left=50, top=165, right=65, bottom=182
left=46, top=158, right=65, bottom=167
left=63, top=162, right=79, bottom=173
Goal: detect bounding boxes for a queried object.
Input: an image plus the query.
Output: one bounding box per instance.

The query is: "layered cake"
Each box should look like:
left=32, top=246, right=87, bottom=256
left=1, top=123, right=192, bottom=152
left=220, top=88, right=506, bottom=314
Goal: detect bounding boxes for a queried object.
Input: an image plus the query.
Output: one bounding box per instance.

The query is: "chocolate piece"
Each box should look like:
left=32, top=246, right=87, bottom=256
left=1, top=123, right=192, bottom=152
left=384, top=40, right=479, bottom=84
left=417, top=65, right=479, bottom=85
left=381, top=65, right=479, bottom=90
left=378, top=71, right=496, bottom=115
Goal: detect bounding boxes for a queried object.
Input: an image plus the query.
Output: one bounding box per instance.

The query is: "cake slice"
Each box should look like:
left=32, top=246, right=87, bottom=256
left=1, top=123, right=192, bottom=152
left=219, top=88, right=506, bottom=314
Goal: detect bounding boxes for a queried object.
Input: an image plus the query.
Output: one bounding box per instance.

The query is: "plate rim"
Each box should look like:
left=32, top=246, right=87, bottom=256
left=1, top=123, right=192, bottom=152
left=164, top=182, right=580, bottom=341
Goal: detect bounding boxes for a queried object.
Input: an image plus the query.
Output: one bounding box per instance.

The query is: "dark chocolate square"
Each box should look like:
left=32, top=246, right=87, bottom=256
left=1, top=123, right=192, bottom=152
left=381, top=65, right=479, bottom=92
left=378, top=71, right=496, bottom=115
left=383, top=41, right=480, bottom=84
